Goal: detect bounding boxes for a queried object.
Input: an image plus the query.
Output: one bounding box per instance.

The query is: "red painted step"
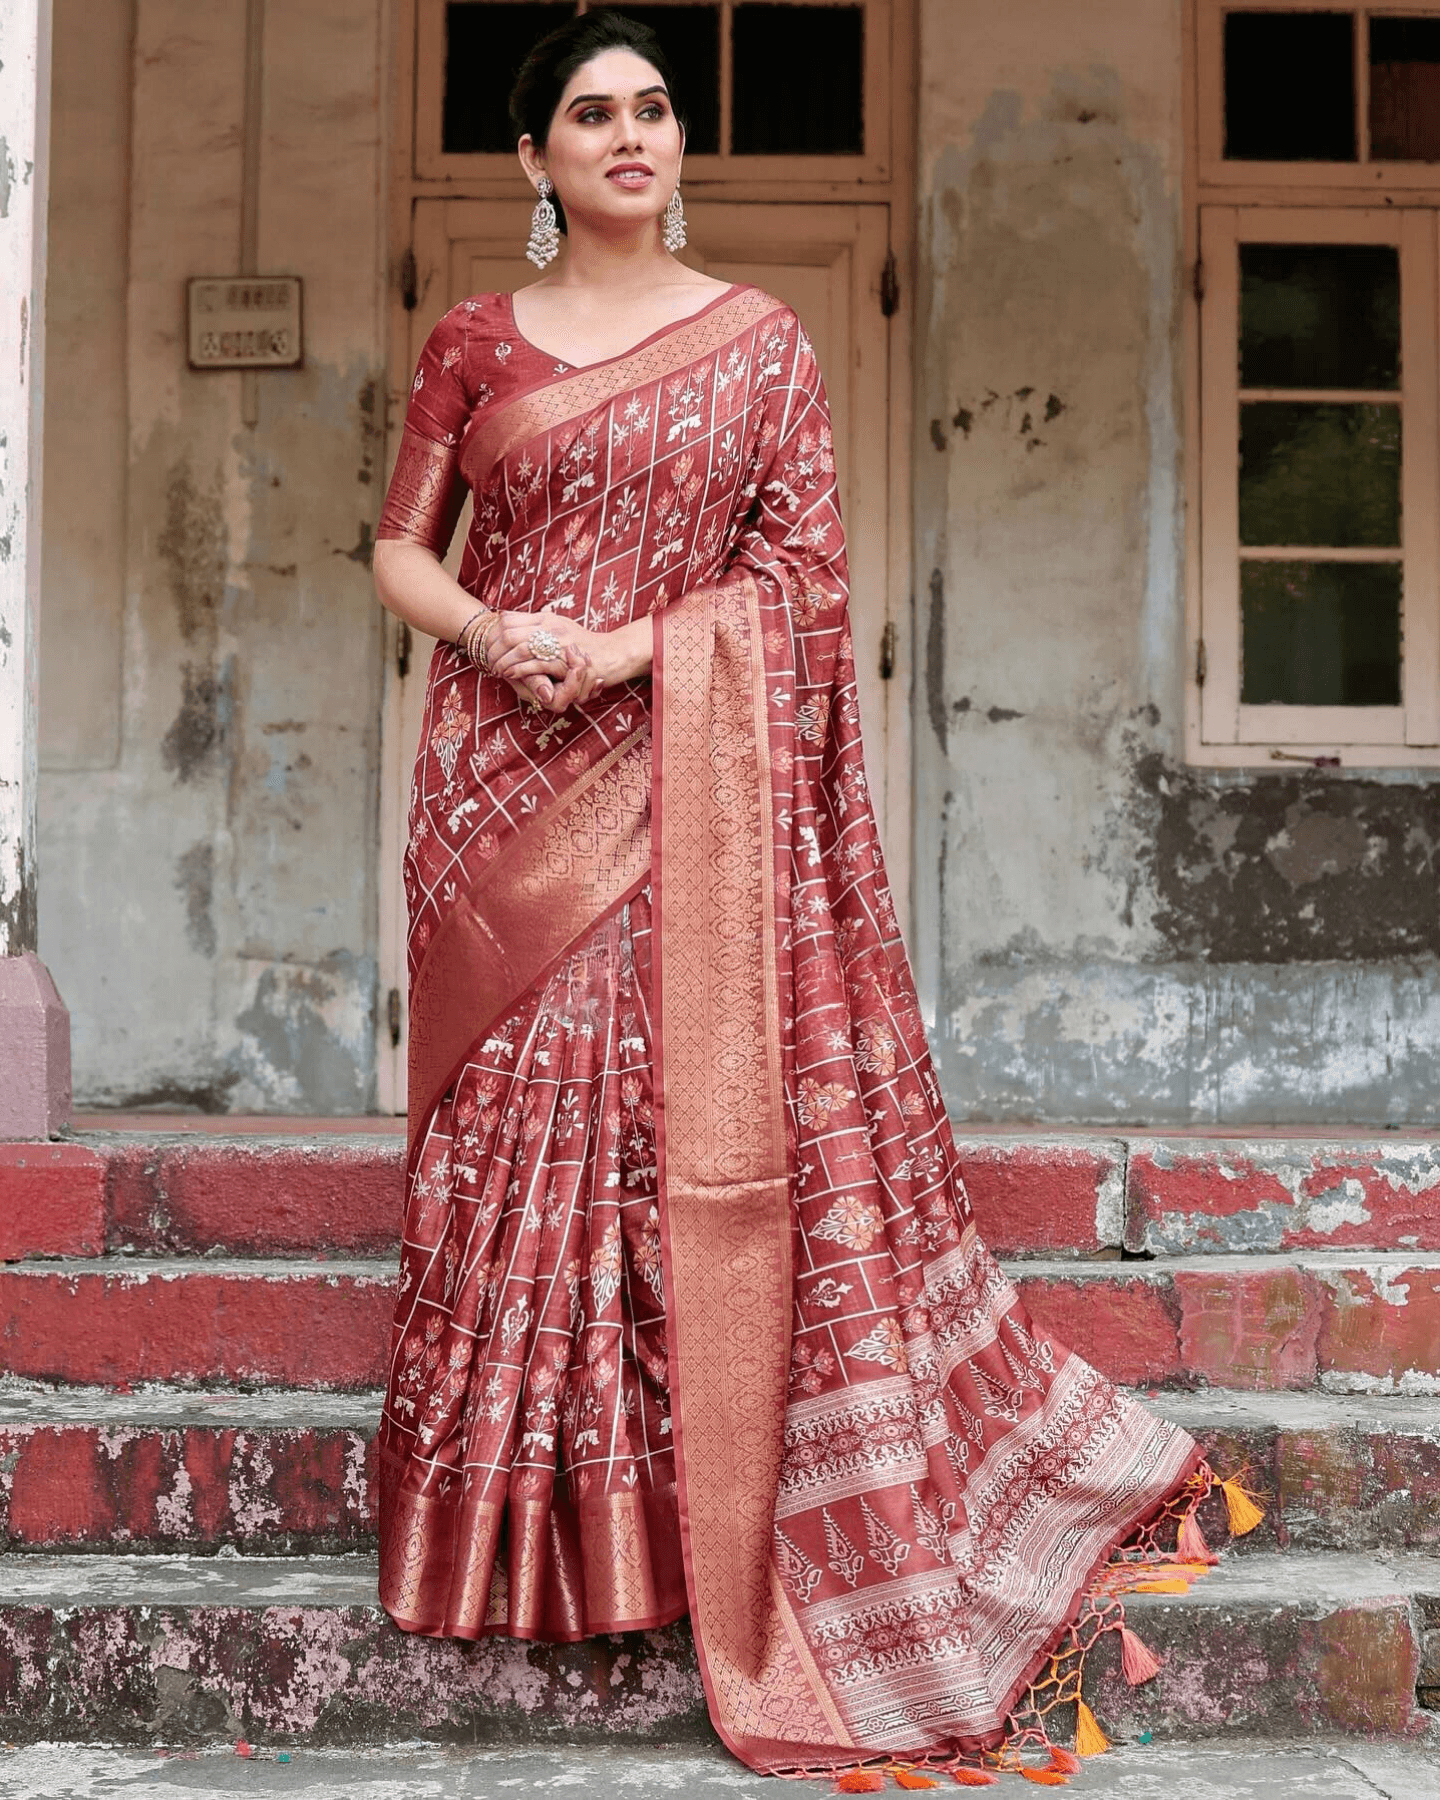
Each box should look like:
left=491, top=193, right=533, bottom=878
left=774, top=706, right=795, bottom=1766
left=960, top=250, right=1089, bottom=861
left=0, top=1261, right=393, bottom=1389
left=1018, top=1254, right=1440, bottom=1392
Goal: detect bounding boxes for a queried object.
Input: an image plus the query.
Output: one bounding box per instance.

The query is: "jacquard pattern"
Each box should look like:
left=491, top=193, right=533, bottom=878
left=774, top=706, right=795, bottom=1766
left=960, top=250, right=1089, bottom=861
left=375, top=289, right=1202, bottom=1765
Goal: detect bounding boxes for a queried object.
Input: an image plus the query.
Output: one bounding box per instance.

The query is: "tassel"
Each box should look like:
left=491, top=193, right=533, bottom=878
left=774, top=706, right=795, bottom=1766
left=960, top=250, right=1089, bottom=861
left=1176, top=1507, right=1218, bottom=1566
left=835, top=1773, right=887, bottom=1793
left=1019, top=1772, right=1069, bottom=1786
left=1119, top=1624, right=1164, bottom=1686
left=1074, top=1700, right=1110, bottom=1757
left=1047, top=1747, right=1083, bottom=1774
left=1221, top=1477, right=1266, bottom=1537
left=896, top=1773, right=940, bottom=1791
left=950, top=1770, right=998, bottom=1787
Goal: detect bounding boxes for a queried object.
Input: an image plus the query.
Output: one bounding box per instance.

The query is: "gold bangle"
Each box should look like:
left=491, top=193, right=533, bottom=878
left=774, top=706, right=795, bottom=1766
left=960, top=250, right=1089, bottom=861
left=475, top=612, right=503, bottom=675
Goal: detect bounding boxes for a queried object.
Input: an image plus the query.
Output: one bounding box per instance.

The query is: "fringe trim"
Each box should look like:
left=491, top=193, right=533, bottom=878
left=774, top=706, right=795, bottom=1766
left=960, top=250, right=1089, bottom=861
left=785, top=1460, right=1266, bottom=1791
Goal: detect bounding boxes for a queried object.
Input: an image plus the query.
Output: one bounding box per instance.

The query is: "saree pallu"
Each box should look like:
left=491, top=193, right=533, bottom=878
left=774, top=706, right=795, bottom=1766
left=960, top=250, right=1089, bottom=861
left=376, top=285, right=1200, bottom=1770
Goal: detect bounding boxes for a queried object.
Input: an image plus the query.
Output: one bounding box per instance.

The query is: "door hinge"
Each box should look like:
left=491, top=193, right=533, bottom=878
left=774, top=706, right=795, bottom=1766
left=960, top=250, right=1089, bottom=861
left=880, top=249, right=900, bottom=318
left=879, top=619, right=897, bottom=680
left=387, top=986, right=403, bottom=1048
left=1192, top=257, right=1205, bottom=304
left=400, top=246, right=418, bottom=312
left=1195, top=637, right=1207, bottom=687
left=396, top=619, right=412, bottom=680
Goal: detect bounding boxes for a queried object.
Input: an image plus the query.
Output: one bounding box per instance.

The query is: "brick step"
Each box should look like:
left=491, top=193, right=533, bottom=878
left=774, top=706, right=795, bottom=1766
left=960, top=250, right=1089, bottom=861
left=3, top=1254, right=1437, bottom=1395
left=0, top=1549, right=1433, bottom=1744
left=0, top=1259, right=394, bottom=1389
left=6, top=1131, right=1438, bottom=1262
left=1017, top=1253, right=1440, bottom=1392
left=0, top=1388, right=380, bottom=1554
left=0, top=1387, right=1434, bottom=1560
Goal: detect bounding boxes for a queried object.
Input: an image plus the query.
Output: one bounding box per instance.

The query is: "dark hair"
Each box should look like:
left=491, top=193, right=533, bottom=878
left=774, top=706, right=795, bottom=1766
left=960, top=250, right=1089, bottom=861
left=509, top=11, right=686, bottom=233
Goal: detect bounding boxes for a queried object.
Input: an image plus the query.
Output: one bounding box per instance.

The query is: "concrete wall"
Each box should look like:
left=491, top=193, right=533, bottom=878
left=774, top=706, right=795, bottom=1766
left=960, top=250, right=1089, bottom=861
left=913, top=0, right=1440, bottom=1126
left=37, top=0, right=387, bottom=1112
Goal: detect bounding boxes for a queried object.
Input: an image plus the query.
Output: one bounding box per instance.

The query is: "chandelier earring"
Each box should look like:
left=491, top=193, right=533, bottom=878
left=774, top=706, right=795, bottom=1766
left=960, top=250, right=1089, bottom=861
left=526, top=175, right=560, bottom=269
left=662, top=183, right=687, bottom=253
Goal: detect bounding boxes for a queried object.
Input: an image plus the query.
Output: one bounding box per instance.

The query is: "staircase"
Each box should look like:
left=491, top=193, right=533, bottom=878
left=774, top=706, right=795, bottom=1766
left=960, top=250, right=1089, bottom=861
left=0, top=1125, right=1436, bottom=1747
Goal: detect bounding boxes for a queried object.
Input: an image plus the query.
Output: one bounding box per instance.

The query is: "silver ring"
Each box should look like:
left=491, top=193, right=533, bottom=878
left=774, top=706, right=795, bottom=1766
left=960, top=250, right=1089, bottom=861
left=528, top=628, right=562, bottom=661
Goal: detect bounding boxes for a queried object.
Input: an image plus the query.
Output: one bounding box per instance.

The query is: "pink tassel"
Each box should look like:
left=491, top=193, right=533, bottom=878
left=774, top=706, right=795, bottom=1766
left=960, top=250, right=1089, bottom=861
left=1119, top=1624, right=1164, bottom=1686
left=1176, top=1507, right=1218, bottom=1566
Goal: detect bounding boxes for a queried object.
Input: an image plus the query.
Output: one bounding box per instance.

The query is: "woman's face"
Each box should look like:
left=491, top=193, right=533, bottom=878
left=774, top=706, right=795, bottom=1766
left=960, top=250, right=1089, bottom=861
left=521, top=47, right=684, bottom=239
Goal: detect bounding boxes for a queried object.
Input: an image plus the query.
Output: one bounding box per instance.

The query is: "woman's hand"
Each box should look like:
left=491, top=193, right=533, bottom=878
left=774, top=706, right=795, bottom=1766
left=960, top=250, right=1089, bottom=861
left=484, top=610, right=652, bottom=712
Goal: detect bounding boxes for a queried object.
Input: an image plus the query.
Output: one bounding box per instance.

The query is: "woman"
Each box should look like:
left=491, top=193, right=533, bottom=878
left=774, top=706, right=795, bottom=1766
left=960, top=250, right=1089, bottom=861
left=373, top=11, right=1230, bottom=1778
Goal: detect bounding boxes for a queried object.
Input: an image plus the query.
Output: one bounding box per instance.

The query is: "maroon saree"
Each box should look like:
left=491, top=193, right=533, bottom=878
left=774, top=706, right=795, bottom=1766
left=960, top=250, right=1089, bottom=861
left=376, top=286, right=1201, bottom=1769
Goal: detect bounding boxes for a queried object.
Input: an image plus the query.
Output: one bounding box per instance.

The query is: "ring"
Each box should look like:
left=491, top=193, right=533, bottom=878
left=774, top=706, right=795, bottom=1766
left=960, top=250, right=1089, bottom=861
left=528, top=628, right=562, bottom=661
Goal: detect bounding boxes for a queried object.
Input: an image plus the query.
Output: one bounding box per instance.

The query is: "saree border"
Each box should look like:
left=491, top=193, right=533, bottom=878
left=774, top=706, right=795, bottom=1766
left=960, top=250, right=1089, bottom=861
left=461, top=287, right=786, bottom=493
left=407, top=724, right=651, bottom=1147
left=652, top=575, right=853, bottom=1765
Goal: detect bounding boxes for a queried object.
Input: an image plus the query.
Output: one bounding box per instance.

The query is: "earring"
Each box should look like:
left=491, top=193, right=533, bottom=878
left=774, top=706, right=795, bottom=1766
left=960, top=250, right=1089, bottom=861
left=662, top=184, right=687, bottom=253
left=526, top=176, right=560, bottom=269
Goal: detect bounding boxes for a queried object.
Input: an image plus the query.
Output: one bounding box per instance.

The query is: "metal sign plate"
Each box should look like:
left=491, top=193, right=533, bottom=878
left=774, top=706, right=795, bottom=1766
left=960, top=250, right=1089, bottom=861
left=187, top=277, right=303, bottom=370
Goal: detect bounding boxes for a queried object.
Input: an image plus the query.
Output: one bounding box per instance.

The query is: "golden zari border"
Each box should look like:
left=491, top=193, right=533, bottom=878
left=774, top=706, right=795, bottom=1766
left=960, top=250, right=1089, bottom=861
left=407, top=726, right=651, bottom=1145
left=653, top=576, right=853, bottom=1763
left=462, top=287, right=785, bottom=491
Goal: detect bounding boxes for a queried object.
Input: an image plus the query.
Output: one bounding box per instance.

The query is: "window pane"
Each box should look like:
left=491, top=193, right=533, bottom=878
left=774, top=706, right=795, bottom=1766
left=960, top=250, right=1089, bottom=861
left=1225, top=11, right=1356, bottom=161
left=1242, top=560, right=1401, bottom=704
left=444, top=1, right=575, bottom=155
left=733, top=3, right=863, bottom=154
left=593, top=5, right=721, bottom=154
left=1240, top=244, right=1399, bottom=390
left=1370, top=17, right=1440, bottom=161
left=1239, top=402, right=1400, bottom=547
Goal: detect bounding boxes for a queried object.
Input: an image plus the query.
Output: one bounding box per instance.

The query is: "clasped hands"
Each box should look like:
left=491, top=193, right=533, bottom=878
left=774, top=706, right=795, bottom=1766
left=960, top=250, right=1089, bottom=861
left=479, top=609, right=647, bottom=712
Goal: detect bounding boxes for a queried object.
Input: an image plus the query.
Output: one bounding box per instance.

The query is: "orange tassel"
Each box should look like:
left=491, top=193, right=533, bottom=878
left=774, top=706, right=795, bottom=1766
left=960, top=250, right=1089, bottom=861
left=896, top=1774, right=940, bottom=1791
left=1221, top=1477, right=1266, bottom=1537
left=950, top=1771, right=998, bottom=1787
left=1130, top=1579, right=1192, bottom=1593
left=1176, top=1507, right=1218, bottom=1565
left=1119, top=1624, right=1164, bottom=1686
left=1047, top=1747, right=1083, bottom=1774
left=835, top=1773, right=887, bottom=1793
left=1019, top=1772, right=1069, bottom=1786
left=1074, top=1700, right=1110, bottom=1757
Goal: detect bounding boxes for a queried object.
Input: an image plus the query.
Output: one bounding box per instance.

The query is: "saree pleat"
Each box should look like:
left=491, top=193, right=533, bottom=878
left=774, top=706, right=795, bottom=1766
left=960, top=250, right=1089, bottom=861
left=377, top=285, right=1202, bottom=1768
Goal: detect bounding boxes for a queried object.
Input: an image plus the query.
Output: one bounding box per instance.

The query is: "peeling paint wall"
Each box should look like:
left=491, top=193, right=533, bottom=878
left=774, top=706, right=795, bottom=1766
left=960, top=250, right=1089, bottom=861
left=36, top=0, right=385, bottom=1112
left=914, top=0, right=1440, bottom=1126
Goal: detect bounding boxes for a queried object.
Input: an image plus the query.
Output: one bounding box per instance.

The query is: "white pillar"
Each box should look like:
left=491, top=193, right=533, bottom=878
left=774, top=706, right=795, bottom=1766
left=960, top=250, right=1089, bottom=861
left=0, top=0, right=71, bottom=1137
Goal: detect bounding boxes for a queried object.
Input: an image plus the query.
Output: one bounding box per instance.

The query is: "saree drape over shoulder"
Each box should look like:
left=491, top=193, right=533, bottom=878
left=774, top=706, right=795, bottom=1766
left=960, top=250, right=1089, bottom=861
left=376, top=286, right=1201, bottom=1771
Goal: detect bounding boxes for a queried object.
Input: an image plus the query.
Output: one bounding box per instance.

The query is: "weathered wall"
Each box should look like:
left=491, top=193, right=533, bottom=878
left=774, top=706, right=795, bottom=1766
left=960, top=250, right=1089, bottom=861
left=913, top=0, right=1440, bottom=1125
left=37, top=0, right=386, bottom=1111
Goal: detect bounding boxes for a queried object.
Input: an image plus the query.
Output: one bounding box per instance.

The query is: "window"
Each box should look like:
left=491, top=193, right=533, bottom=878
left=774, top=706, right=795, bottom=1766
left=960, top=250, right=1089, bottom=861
left=1191, top=5, right=1440, bottom=763
left=421, top=0, right=881, bottom=178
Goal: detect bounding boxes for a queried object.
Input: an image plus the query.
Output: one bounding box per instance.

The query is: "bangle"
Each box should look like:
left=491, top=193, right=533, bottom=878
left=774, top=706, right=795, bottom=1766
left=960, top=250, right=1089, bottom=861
left=474, top=611, right=503, bottom=675
left=457, top=608, right=497, bottom=672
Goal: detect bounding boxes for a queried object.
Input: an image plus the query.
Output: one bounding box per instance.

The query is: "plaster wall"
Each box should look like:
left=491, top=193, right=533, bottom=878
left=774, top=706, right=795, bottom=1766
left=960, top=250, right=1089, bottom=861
left=913, top=0, right=1440, bottom=1125
left=37, top=0, right=386, bottom=1111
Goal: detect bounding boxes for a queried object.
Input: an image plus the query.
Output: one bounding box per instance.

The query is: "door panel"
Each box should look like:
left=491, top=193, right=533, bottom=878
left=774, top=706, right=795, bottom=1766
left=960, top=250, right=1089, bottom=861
left=378, top=197, right=892, bottom=1109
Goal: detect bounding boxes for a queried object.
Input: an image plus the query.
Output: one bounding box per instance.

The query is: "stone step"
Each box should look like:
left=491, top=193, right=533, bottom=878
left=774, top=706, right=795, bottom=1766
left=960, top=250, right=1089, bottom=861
left=0, top=1387, right=1434, bottom=1561
left=3, top=1254, right=1438, bottom=1395
left=0, top=1259, right=394, bottom=1389
left=6, top=1130, right=1438, bottom=1261
left=0, top=1549, right=1432, bottom=1745
left=1017, top=1253, right=1440, bottom=1393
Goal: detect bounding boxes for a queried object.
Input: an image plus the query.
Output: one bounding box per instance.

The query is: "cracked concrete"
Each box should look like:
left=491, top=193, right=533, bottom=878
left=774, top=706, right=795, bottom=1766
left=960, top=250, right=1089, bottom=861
left=0, top=1742, right=1438, bottom=1798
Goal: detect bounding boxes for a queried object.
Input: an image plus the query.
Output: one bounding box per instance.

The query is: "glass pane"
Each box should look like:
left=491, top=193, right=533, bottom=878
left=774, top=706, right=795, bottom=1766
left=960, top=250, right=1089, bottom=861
left=1242, top=560, right=1401, bottom=704
left=444, top=2, right=575, bottom=155
left=1239, top=402, right=1400, bottom=547
left=1370, top=17, right=1440, bottom=160
left=1240, top=244, right=1399, bottom=390
left=593, top=5, right=721, bottom=154
left=1225, top=11, right=1356, bottom=161
left=733, top=3, right=864, bottom=154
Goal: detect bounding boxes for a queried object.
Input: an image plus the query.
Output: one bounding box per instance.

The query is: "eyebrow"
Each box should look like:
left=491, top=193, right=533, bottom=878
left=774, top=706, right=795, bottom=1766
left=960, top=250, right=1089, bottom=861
left=566, top=85, right=669, bottom=111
